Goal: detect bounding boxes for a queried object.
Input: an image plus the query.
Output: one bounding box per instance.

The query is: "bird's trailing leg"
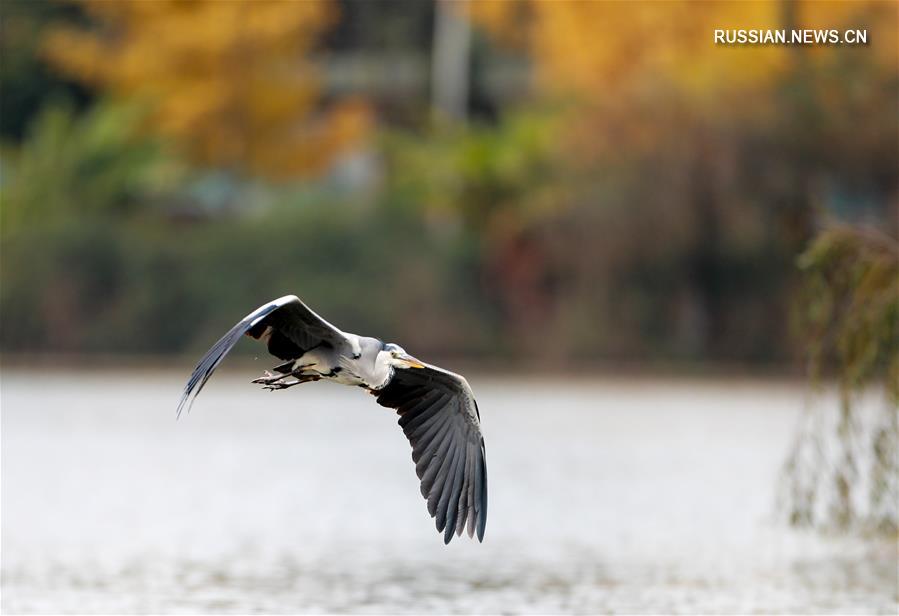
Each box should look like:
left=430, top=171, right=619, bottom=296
left=261, top=376, right=320, bottom=391
left=251, top=363, right=313, bottom=385
left=252, top=369, right=320, bottom=391
left=252, top=370, right=291, bottom=385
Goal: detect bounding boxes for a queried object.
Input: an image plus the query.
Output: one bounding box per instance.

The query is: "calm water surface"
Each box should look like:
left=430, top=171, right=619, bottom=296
left=2, top=370, right=896, bottom=614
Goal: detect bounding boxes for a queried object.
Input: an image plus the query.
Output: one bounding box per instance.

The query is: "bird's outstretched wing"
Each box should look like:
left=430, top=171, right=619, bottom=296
left=177, top=295, right=350, bottom=418
left=374, top=364, right=487, bottom=544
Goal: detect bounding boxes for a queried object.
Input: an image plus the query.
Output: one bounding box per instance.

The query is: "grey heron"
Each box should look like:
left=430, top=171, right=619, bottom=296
left=177, top=295, right=487, bottom=544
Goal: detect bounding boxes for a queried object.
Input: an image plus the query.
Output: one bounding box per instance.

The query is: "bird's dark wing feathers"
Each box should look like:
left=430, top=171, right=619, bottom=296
left=260, top=297, right=350, bottom=360
left=375, top=365, right=487, bottom=544
left=176, top=295, right=348, bottom=418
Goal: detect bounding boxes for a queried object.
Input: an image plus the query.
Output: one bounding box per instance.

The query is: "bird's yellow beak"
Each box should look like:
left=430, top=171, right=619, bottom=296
left=399, top=353, right=425, bottom=369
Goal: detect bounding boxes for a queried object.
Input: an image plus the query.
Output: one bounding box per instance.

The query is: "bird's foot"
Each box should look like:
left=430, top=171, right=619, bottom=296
left=251, top=370, right=291, bottom=385
left=255, top=372, right=321, bottom=391
left=262, top=380, right=299, bottom=391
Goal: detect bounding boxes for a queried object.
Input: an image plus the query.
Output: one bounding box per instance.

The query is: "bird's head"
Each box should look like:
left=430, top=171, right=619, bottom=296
left=381, top=342, right=425, bottom=370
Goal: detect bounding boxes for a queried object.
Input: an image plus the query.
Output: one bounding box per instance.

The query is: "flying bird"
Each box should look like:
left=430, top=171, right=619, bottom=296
left=177, top=295, right=487, bottom=544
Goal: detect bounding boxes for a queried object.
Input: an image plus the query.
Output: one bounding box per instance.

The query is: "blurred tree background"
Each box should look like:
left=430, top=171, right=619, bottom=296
left=1, top=0, right=896, bottom=366
left=1, top=0, right=896, bottom=534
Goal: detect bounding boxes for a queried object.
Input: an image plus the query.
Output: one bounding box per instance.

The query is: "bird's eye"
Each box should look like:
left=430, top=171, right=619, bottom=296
left=391, top=351, right=398, bottom=357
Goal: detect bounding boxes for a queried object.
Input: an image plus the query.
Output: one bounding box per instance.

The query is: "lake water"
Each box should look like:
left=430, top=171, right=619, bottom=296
left=2, top=369, right=896, bottom=614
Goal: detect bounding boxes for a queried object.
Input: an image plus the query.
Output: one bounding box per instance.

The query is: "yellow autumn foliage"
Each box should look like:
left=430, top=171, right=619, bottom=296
left=471, top=0, right=896, bottom=102
left=470, top=0, right=896, bottom=165
left=44, top=0, right=370, bottom=179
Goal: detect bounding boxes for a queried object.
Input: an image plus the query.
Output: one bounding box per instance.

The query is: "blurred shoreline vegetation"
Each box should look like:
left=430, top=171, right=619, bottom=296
left=1, top=0, right=897, bottom=374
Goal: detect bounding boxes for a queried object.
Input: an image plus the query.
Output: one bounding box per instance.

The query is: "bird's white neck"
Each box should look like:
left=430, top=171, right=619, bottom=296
left=368, top=352, right=395, bottom=390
